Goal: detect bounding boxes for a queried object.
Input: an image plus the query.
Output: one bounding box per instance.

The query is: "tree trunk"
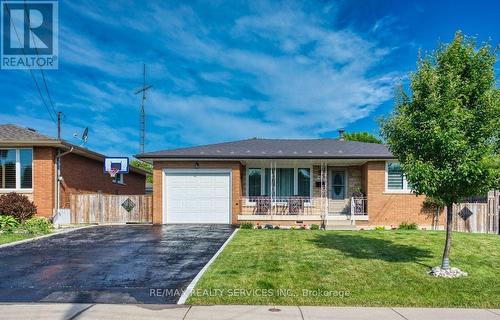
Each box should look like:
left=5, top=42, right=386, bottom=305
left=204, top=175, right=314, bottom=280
left=441, top=203, right=453, bottom=269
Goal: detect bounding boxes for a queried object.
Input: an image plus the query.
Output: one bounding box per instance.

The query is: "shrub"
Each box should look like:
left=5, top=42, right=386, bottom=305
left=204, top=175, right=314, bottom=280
left=290, top=226, right=296, bottom=230
left=398, top=222, right=418, bottom=230
left=23, top=217, right=53, bottom=235
left=240, top=222, right=253, bottom=229
left=0, top=193, right=37, bottom=222
left=0, top=215, right=20, bottom=233
left=374, top=226, right=386, bottom=231
left=310, top=224, right=320, bottom=230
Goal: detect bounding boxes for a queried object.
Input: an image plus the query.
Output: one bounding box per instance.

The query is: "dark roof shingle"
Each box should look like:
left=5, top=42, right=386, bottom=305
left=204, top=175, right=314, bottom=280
left=0, top=124, right=58, bottom=142
left=137, top=138, right=394, bottom=159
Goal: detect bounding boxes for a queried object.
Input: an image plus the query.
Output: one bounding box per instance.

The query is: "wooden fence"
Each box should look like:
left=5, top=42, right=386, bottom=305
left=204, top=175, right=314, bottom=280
left=452, top=190, right=499, bottom=234
left=70, top=193, right=153, bottom=224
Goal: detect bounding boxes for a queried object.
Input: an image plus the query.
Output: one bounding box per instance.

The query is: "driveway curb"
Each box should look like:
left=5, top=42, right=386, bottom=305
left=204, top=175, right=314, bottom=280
left=178, top=228, right=239, bottom=305
left=0, top=225, right=97, bottom=249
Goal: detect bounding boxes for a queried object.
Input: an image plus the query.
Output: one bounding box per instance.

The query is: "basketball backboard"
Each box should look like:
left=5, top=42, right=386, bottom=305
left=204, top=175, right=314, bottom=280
left=104, top=157, right=129, bottom=174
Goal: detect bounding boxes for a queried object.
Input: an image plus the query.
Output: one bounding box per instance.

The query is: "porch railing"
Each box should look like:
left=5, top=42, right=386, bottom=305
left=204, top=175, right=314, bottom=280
left=350, top=197, right=368, bottom=216
left=241, top=196, right=318, bottom=215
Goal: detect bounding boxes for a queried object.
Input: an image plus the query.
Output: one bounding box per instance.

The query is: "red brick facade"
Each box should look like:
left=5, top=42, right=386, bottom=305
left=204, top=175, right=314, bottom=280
left=33, top=147, right=56, bottom=217
left=361, top=161, right=444, bottom=228
left=59, top=153, right=146, bottom=209
left=29, top=147, right=146, bottom=217
left=151, top=160, right=442, bottom=228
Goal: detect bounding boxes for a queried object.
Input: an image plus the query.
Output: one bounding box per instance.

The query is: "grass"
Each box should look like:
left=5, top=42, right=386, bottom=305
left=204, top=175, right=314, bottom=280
left=187, top=230, right=500, bottom=307
left=0, top=233, right=34, bottom=245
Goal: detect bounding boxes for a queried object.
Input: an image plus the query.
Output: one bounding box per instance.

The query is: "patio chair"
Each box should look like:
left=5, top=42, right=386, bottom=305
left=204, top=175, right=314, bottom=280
left=255, top=196, right=272, bottom=215
left=288, top=196, right=305, bottom=215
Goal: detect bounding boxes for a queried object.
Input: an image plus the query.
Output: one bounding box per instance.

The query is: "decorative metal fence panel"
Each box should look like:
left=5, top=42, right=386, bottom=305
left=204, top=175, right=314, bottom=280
left=70, top=193, right=152, bottom=224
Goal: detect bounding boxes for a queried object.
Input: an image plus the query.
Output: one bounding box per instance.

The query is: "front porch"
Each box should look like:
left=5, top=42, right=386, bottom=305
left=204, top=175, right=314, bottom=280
left=238, top=160, right=369, bottom=224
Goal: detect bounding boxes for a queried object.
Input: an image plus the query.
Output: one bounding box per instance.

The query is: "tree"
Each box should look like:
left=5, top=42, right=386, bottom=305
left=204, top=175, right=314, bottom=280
left=381, top=32, right=499, bottom=270
left=130, top=159, right=153, bottom=184
left=343, top=132, right=383, bottom=144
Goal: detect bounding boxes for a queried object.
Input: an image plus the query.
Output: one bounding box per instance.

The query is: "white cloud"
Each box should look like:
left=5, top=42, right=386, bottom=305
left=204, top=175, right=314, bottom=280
left=49, top=1, right=400, bottom=149
left=144, top=6, right=398, bottom=144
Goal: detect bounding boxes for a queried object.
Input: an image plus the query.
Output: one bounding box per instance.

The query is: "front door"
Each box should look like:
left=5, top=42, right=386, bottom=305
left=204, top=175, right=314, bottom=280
left=330, top=170, right=346, bottom=200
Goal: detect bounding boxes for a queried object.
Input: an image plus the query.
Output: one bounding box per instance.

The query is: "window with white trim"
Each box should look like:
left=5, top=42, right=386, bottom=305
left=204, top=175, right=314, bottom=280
left=386, top=161, right=411, bottom=192
left=0, top=148, right=33, bottom=190
left=248, top=168, right=261, bottom=196
left=247, top=167, right=311, bottom=199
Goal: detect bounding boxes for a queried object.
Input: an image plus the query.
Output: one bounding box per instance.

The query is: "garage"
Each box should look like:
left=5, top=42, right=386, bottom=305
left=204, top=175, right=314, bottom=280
left=164, top=169, right=231, bottom=224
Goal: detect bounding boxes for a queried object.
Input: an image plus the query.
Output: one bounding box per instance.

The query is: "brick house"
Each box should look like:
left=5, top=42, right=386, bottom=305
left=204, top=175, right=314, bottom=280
left=137, top=135, right=444, bottom=229
left=0, top=124, right=148, bottom=218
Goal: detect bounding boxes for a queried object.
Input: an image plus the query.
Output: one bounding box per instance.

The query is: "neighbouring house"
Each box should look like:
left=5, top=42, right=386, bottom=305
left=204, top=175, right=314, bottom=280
left=137, top=132, right=444, bottom=229
left=0, top=124, right=149, bottom=218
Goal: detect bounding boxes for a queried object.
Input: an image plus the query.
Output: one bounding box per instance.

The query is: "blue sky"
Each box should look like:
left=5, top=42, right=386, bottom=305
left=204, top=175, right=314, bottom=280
left=1, top=0, right=499, bottom=157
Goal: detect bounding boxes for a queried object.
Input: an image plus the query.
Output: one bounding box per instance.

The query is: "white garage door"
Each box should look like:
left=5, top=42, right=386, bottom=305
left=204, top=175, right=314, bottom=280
left=164, top=170, right=231, bottom=224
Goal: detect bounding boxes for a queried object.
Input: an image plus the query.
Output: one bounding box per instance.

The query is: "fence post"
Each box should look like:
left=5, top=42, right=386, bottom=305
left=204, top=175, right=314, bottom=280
left=495, top=190, right=499, bottom=235
left=97, top=191, right=104, bottom=224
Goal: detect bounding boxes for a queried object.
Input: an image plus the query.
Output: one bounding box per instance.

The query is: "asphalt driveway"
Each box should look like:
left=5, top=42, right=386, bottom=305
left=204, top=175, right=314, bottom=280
left=0, top=224, right=234, bottom=304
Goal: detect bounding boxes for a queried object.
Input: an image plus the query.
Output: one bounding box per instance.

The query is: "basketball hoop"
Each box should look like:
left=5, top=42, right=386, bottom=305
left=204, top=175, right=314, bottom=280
left=108, top=168, right=119, bottom=178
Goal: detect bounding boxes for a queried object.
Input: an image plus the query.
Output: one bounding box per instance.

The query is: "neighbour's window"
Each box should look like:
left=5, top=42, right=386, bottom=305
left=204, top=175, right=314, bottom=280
left=20, top=149, right=33, bottom=189
left=113, top=173, right=125, bottom=185
left=248, top=168, right=261, bottom=196
left=386, top=161, right=410, bottom=192
left=297, top=168, right=311, bottom=197
left=0, top=149, right=32, bottom=190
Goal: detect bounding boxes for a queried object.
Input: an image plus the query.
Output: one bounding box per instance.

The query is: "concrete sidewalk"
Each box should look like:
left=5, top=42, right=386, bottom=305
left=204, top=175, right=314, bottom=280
left=1, top=304, right=499, bottom=320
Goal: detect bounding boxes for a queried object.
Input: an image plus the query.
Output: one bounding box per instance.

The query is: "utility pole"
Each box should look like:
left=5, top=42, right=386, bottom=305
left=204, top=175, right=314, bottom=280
left=135, top=64, right=152, bottom=154
left=57, top=111, right=62, bottom=139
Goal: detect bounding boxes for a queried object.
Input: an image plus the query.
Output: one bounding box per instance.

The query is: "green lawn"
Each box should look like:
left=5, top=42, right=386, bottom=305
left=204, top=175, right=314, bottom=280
left=0, top=233, right=34, bottom=245
left=188, top=230, right=500, bottom=307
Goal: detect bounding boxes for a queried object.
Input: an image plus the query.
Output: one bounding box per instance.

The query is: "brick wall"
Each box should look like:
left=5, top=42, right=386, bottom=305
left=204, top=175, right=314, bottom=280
left=152, top=161, right=242, bottom=225
left=364, top=161, right=444, bottom=228
left=33, top=147, right=56, bottom=217
left=59, top=153, right=146, bottom=208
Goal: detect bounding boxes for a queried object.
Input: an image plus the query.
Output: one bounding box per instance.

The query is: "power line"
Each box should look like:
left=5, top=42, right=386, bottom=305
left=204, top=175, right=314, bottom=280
left=4, top=2, right=57, bottom=123
left=23, top=0, right=58, bottom=118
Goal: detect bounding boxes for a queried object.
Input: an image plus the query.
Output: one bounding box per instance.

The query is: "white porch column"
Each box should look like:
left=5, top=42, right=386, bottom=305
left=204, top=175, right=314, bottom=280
left=320, top=162, right=328, bottom=218
left=270, top=161, right=276, bottom=216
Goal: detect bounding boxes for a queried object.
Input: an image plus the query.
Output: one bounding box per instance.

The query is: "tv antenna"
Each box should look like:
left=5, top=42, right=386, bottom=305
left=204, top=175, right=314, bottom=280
left=135, top=64, right=152, bottom=154
left=73, top=127, right=89, bottom=147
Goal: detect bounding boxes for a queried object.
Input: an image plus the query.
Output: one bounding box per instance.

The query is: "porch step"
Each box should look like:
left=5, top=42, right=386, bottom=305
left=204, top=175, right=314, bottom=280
left=325, top=225, right=357, bottom=231
left=329, top=204, right=348, bottom=210
left=325, top=219, right=356, bottom=231
left=326, top=212, right=349, bottom=221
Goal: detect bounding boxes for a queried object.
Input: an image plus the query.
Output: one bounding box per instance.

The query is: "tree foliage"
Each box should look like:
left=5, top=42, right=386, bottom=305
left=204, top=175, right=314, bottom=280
left=343, top=132, right=383, bottom=144
left=381, top=32, right=499, bottom=205
left=130, top=159, right=153, bottom=184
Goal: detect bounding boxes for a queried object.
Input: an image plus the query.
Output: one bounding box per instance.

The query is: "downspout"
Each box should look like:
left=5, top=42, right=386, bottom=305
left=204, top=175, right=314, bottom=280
left=55, top=146, right=74, bottom=216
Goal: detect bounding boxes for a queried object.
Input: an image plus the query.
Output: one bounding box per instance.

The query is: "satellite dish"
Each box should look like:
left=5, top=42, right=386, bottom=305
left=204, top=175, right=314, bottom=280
left=72, top=127, right=89, bottom=147
left=82, top=127, right=89, bottom=143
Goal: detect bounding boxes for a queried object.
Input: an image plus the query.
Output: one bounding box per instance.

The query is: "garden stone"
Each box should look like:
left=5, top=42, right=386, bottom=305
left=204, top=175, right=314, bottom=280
left=428, top=266, right=468, bottom=278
